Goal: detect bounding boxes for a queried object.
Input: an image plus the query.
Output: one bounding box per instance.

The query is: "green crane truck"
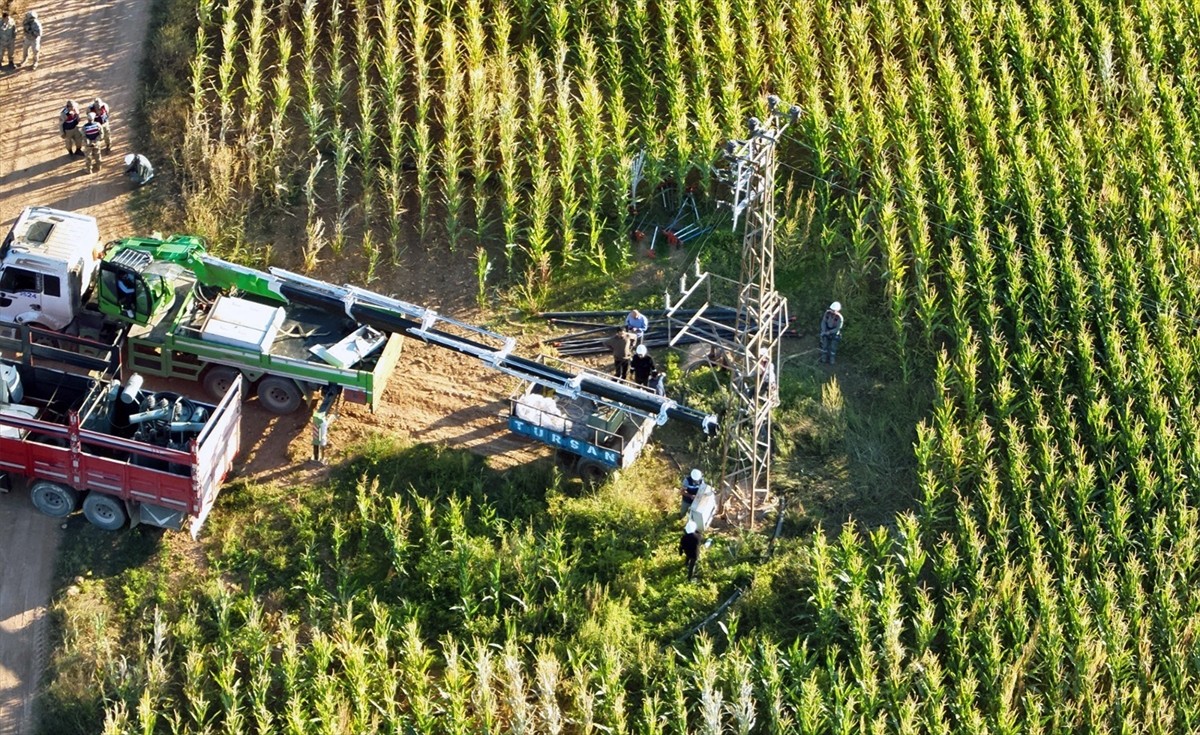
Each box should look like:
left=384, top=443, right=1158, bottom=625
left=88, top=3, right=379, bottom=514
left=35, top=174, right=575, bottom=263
left=0, top=207, right=403, bottom=421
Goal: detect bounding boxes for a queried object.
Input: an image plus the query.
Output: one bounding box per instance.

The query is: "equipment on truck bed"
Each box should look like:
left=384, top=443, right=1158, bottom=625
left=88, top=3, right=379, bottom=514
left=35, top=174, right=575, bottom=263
left=0, top=341, right=241, bottom=537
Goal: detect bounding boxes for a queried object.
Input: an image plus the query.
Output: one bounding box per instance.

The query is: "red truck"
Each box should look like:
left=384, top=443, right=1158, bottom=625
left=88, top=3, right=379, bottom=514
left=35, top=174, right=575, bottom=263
left=0, top=345, right=241, bottom=537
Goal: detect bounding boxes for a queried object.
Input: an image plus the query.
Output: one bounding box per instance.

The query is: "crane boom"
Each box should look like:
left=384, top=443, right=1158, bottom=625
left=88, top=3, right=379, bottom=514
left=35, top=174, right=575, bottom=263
left=259, top=266, right=717, bottom=433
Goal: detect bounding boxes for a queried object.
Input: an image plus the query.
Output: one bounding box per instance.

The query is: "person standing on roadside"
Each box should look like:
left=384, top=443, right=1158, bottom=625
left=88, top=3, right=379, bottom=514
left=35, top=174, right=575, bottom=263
left=605, top=328, right=636, bottom=381
left=88, top=98, right=111, bottom=151
left=819, top=301, right=844, bottom=365
left=60, top=99, right=83, bottom=157
left=0, top=13, right=17, bottom=69
left=81, top=112, right=103, bottom=171
left=19, top=10, right=41, bottom=70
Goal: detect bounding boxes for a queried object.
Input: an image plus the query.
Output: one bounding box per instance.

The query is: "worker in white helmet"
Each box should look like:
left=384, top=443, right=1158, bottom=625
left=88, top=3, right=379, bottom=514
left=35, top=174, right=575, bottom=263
left=819, top=301, right=844, bottom=365
left=679, top=519, right=702, bottom=579
left=631, top=343, right=656, bottom=387
left=124, top=153, right=154, bottom=185
left=681, top=468, right=703, bottom=516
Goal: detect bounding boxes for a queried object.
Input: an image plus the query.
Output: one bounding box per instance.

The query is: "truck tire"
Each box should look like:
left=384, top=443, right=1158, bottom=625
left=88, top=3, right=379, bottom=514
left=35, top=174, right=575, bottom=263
left=202, top=366, right=242, bottom=401
left=576, top=460, right=611, bottom=485
left=554, top=450, right=579, bottom=473
left=82, top=492, right=128, bottom=531
left=256, top=376, right=304, bottom=414
left=29, top=480, right=79, bottom=518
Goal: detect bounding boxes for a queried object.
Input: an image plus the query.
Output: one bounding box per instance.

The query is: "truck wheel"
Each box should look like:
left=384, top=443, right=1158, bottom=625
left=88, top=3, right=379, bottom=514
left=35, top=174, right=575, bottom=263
left=202, top=366, right=242, bottom=401
left=83, top=492, right=128, bottom=531
left=257, top=376, right=303, bottom=414
left=29, top=480, right=79, bottom=518
left=576, top=460, right=611, bottom=485
left=554, top=450, right=579, bottom=473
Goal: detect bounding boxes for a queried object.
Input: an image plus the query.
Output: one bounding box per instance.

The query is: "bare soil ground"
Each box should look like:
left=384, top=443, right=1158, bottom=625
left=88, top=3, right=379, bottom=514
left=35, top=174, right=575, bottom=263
left=0, top=493, right=57, bottom=735
left=0, top=1, right=149, bottom=732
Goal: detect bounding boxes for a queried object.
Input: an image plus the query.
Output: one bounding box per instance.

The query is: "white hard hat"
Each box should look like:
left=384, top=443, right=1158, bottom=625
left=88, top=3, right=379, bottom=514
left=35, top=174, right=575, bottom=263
left=636, top=344, right=647, bottom=356
left=829, top=301, right=841, bottom=312
left=124, top=153, right=136, bottom=166
left=690, top=468, right=702, bottom=481
left=27, top=10, right=37, bottom=18
left=87, top=112, right=96, bottom=121
left=684, top=520, right=698, bottom=534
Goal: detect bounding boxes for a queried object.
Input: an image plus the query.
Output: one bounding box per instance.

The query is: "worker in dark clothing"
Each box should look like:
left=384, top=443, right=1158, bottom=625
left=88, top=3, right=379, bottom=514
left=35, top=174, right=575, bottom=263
left=115, top=271, right=137, bottom=317
left=605, top=328, right=636, bottom=380
left=679, top=520, right=702, bottom=580
left=631, top=344, right=656, bottom=386
left=681, top=468, right=703, bottom=516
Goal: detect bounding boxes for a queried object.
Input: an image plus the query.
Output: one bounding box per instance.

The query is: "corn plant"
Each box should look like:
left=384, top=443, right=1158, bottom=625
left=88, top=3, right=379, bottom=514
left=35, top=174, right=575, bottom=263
left=302, top=154, right=328, bottom=272
left=440, top=15, right=466, bottom=250
left=240, top=0, right=267, bottom=174
left=266, top=0, right=294, bottom=201
left=493, top=18, right=522, bottom=274
left=299, top=0, right=324, bottom=155
left=214, top=0, right=241, bottom=143
left=464, top=0, right=494, bottom=246
left=411, top=0, right=434, bottom=244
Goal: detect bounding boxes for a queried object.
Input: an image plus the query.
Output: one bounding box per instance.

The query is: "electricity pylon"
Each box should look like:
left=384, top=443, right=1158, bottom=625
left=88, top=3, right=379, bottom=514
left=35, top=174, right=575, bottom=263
left=665, top=96, right=797, bottom=528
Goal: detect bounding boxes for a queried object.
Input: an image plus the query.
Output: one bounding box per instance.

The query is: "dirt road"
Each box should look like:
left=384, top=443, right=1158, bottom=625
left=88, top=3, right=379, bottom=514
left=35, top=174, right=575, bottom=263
left=0, top=1, right=150, bottom=732
left=0, top=494, right=57, bottom=735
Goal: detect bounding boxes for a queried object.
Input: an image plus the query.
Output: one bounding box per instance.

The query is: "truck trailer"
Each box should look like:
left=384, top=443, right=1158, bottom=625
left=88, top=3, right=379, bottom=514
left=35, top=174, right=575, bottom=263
left=0, top=354, right=242, bottom=537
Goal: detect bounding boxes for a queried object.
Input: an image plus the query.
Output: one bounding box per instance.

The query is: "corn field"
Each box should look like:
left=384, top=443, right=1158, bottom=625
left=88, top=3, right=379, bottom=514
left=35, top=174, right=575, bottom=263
left=70, top=0, right=1200, bottom=729
left=181, top=0, right=750, bottom=278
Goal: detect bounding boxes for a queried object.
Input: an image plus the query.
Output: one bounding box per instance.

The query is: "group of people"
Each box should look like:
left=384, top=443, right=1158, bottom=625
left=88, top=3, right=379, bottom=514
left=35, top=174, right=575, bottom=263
left=664, top=301, right=847, bottom=581
left=56, top=96, right=154, bottom=183
left=605, top=309, right=664, bottom=394
left=4, top=5, right=158, bottom=185
left=60, top=98, right=110, bottom=170
left=0, top=10, right=41, bottom=70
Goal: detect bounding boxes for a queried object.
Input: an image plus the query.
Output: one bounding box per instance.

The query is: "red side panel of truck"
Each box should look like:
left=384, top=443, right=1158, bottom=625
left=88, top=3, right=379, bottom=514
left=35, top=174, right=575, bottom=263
left=0, top=380, right=242, bottom=537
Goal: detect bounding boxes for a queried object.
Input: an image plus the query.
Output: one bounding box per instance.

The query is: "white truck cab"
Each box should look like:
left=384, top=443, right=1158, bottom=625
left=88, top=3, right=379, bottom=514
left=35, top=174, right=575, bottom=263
left=0, top=207, right=101, bottom=331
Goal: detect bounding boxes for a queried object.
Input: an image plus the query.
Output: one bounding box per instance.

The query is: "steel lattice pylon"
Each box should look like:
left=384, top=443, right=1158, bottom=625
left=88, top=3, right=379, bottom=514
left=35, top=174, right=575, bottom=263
left=665, top=98, right=796, bottom=528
